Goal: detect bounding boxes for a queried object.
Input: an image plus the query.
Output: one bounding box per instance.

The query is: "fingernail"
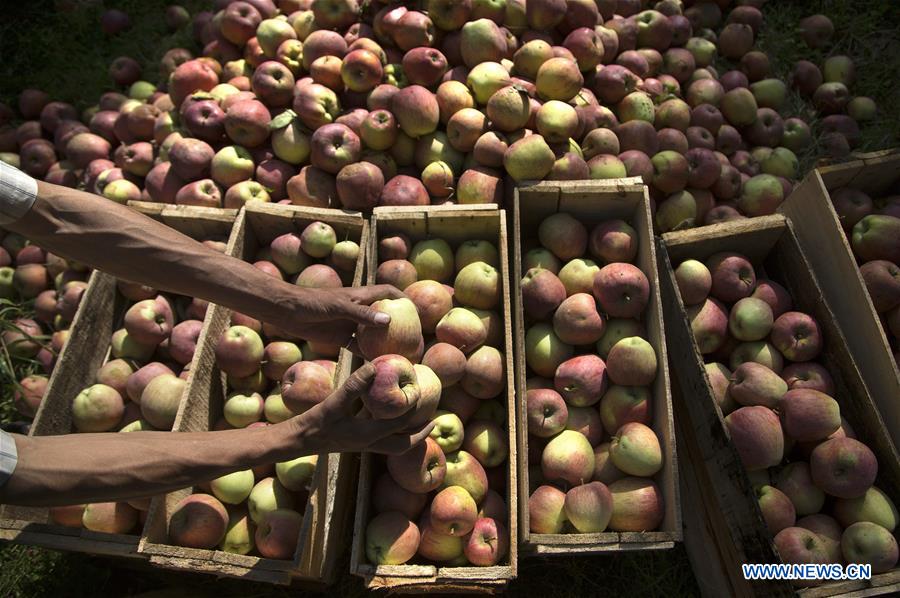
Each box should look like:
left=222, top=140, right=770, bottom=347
left=374, top=312, right=391, bottom=325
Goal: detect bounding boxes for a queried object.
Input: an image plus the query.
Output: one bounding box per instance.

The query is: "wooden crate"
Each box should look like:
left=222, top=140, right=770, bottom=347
left=138, top=202, right=368, bottom=585
left=0, top=206, right=235, bottom=559
left=509, top=180, right=680, bottom=555
left=349, top=204, right=518, bottom=593
left=127, top=200, right=239, bottom=222
left=659, top=214, right=900, bottom=597
left=781, top=150, right=900, bottom=447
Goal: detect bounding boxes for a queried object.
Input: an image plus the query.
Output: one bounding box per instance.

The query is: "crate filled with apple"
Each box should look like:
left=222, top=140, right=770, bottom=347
left=0, top=206, right=234, bottom=559
left=349, top=205, right=517, bottom=593
left=138, top=202, right=367, bottom=585
left=783, top=151, right=900, bottom=448
left=660, top=214, right=900, bottom=596
left=510, top=180, right=678, bottom=555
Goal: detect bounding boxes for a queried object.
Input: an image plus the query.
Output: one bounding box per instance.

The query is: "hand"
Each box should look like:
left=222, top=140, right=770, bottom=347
left=297, top=363, right=434, bottom=455
left=280, top=285, right=406, bottom=350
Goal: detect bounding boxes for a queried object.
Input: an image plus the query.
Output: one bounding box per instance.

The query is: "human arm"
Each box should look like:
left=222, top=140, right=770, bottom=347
left=3, top=174, right=401, bottom=344
left=0, top=364, right=433, bottom=507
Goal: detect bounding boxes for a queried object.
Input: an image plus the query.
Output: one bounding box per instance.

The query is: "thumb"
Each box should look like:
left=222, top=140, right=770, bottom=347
left=345, top=302, right=391, bottom=327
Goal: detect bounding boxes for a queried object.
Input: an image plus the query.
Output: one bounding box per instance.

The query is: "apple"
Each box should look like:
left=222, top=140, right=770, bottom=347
left=465, top=517, right=507, bottom=566
left=554, top=355, right=608, bottom=408
left=529, top=485, right=567, bottom=533
left=357, top=297, right=423, bottom=362
left=373, top=472, right=428, bottom=520
left=256, top=508, right=303, bottom=560
left=770, top=312, right=822, bottom=363
left=796, top=514, right=843, bottom=563
left=521, top=268, right=566, bottom=320
left=461, top=345, right=505, bottom=400
left=215, top=325, right=264, bottom=378
left=442, top=449, right=488, bottom=504
left=463, top=419, right=507, bottom=468
left=552, top=293, right=605, bottom=346
left=362, top=354, right=420, bottom=419
left=775, top=461, right=826, bottom=517
left=417, top=522, right=464, bottom=562
left=729, top=362, right=787, bottom=409
left=811, top=437, right=878, bottom=499
left=387, top=437, right=447, bottom=494
left=773, top=527, right=829, bottom=567
left=246, top=477, right=295, bottom=526
left=126, top=362, right=174, bottom=403
left=168, top=494, right=229, bottom=549
left=608, top=477, right=664, bottom=532
left=436, top=307, right=487, bottom=354
left=609, top=422, right=662, bottom=477
left=526, top=388, right=569, bottom=438
left=841, top=522, right=899, bottom=573
left=281, top=361, right=333, bottom=415
left=210, top=469, right=255, bottom=505
left=430, top=485, right=478, bottom=537
left=599, top=385, right=651, bottom=436
left=799, top=14, right=834, bottom=48
left=380, top=174, right=430, bottom=206
left=757, top=485, right=796, bottom=535
left=365, top=512, right=420, bottom=565
left=724, top=406, right=784, bottom=471
left=427, top=411, right=463, bottom=453
left=293, top=83, right=341, bottom=129
left=592, top=263, right=650, bottom=319
left=852, top=215, right=900, bottom=263
left=503, top=134, right=556, bottom=183
left=542, top=430, right=594, bottom=487
left=834, top=486, right=899, bottom=532
left=140, top=373, right=186, bottom=430
left=565, top=481, right=613, bottom=533
left=72, top=384, right=124, bottom=432
left=606, top=337, right=657, bottom=387
left=525, top=322, right=574, bottom=379
left=422, top=343, right=467, bottom=389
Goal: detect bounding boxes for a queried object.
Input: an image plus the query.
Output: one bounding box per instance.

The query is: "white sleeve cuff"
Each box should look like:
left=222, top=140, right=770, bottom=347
left=0, top=161, right=38, bottom=225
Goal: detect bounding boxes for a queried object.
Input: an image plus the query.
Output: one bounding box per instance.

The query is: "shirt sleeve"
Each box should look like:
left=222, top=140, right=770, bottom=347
left=0, top=429, right=18, bottom=487
left=0, top=161, right=38, bottom=226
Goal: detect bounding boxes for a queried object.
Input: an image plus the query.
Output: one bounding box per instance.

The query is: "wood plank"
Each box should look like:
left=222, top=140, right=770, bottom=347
left=513, top=181, right=679, bottom=555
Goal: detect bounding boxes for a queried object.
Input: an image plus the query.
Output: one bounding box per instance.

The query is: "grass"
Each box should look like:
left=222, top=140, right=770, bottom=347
left=0, top=0, right=898, bottom=596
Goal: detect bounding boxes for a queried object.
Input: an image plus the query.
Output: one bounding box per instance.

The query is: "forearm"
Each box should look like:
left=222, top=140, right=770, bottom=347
left=9, top=182, right=312, bottom=325
left=0, top=418, right=315, bottom=507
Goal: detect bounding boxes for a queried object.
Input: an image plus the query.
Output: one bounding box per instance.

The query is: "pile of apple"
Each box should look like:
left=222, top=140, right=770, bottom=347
left=361, top=234, right=510, bottom=567
left=0, top=230, right=88, bottom=420
left=162, top=220, right=356, bottom=559
left=520, top=213, right=664, bottom=535
left=791, top=14, right=876, bottom=159
left=0, top=1, right=881, bottom=228
left=675, top=252, right=899, bottom=576
left=827, top=187, right=900, bottom=367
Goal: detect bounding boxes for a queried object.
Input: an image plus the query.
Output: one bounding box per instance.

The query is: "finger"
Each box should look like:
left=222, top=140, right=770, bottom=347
left=337, top=362, right=376, bottom=401
left=369, top=423, right=436, bottom=455
left=356, top=284, right=406, bottom=303
left=343, top=302, right=392, bottom=327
